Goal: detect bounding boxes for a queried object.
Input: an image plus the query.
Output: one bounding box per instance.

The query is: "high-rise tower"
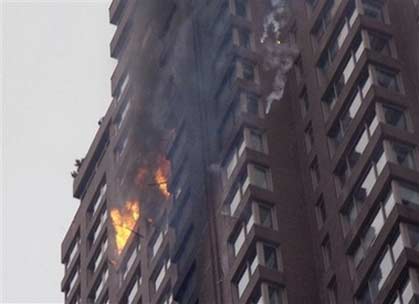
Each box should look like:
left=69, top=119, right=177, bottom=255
left=61, top=0, right=419, bottom=303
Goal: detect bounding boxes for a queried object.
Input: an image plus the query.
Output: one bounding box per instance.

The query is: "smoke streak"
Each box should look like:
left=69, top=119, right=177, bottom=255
left=261, top=0, right=299, bottom=114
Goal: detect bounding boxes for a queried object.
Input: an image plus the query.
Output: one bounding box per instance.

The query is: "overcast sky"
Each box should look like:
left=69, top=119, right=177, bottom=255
left=2, top=1, right=115, bottom=302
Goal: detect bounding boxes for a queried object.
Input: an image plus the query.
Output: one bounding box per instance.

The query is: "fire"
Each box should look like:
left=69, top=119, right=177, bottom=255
left=154, top=156, right=170, bottom=199
left=110, top=200, right=140, bottom=255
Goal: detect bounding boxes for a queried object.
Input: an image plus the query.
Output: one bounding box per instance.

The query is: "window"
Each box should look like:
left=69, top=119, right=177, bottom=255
left=154, top=257, right=170, bottom=292
left=228, top=170, right=251, bottom=215
left=389, top=142, right=416, bottom=170
left=115, top=134, right=129, bottom=161
left=398, top=182, right=419, bottom=208
left=382, top=105, right=408, bottom=130
left=240, top=60, right=256, bottom=82
left=249, top=283, right=286, bottom=304
left=406, top=224, right=419, bottom=250
left=249, top=164, right=271, bottom=190
left=94, top=266, right=108, bottom=300
left=323, top=66, right=372, bottom=122
left=312, top=0, right=337, bottom=43
left=89, top=181, right=107, bottom=218
left=305, top=124, right=314, bottom=153
left=316, top=197, right=327, bottom=228
left=115, top=98, right=131, bottom=131
left=224, top=136, right=245, bottom=179
left=127, top=276, right=141, bottom=304
left=262, top=243, right=279, bottom=270
left=117, top=73, right=130, bottom=102
left=231, top=212, right=254, bottom=255
left=122, top=241, right=141, bottom=280
left=267, top=284, right=285, bottom=304
left=343, top=180, right=419, bottom=232
left=351, top=206, right=396, bottom=269
left=328, top=280, right=338, bottom=304
left=256, top=202, right=274, bottom=229
left=90, top=207, right=108, bottom=246
left=235, top=0, right=248, bottom=18
left=237, top=28, right=252, bottom=49
left=362, top=0, right=384, bottom=21
left=357, top=234, right=404, bottom=303
left=66, top=270, right=80, bottom=298
left=322, top=237, right=332, bottom=270
left=300, top=90, right=309, bottom=117
left=151, top=229, right=166, bottom=258
left=237, top=252, right=258, bottom=297
left=332, top=109, right=378, bottom=170
left=65, top=236, right=80, bottom=270
left=90, top=237, right=108, bottom=273
left=243, top=93, right=262, bottom=117
left=374, top=66, right=400, bottom=91
left=310, top=159, right=320, bottom=189
left=390, top=276, right=415, bottom=304
left=247, top=128, right=267, bottom=153
left=368, top=31, right=392, bottom=56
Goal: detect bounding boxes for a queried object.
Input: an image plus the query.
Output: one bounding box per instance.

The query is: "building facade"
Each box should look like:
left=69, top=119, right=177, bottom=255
left=61, top=0, right=419, bottom=303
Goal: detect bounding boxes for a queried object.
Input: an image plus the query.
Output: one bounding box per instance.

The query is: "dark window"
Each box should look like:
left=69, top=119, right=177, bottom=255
left=316, top=198, right=327, bottom=228
left=362, top=0, right=384, bottom=21
left=390, top=142, right=416, bottom=169
left=310, top=159, right=320, bottom=189
left=322, top=237, right=332, bottom=270
left=375, top=67, right=399, bottom=91
left=382, top=105, right=407, bottom=129
left=235, top=0, right=248, bottom=18
left=368, top=32, right=391, bottom=56
left=238, top=28, right=251, bottom=48
left=258, top=203, right=274, bottom=229
left=305, top=124, right=314, bottom=153
left=263, top=244, right=279, bottom=270
left=241, top=60, right=255, bottom=81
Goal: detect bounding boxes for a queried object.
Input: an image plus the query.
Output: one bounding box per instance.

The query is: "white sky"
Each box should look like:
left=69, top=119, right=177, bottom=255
left=2, top=1, right=115, bottom=302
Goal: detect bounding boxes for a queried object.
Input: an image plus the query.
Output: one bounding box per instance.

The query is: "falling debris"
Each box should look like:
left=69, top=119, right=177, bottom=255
left=110, top=200, right=140, bottom=254
left=261, top=0, right=299, bottom=114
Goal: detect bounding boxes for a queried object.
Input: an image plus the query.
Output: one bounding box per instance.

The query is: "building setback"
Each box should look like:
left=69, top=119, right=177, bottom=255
left=61, top=0, right=419, bottom=303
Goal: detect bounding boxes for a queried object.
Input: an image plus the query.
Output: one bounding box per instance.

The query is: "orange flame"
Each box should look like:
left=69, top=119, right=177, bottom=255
left=155, top=156, right=170, bottom=199
left=110, top=200, right=140, bottom=255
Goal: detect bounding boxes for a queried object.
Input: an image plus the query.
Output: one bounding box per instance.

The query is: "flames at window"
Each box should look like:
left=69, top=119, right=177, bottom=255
left=154, top=155, right=170, bottom=199
left=110, top=200, right=140, bottom=255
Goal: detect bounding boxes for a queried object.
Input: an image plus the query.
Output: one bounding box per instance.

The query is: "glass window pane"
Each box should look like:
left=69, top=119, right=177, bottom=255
left=391, top=233, right=404, bottom=262
left=375, top=67, right=399, bottom=91
left=383, top=190, right=396, bottom=218
left=263, top=244, right=278, bottom=270
left=226, top=151, right=238, bottom=178
left=407, top=224, right=419, bottom=250
left=363, top=209, right=384, bottom=248
left=250, top=166, right=268, bottom=189
left=401, top=278, right=414, bottom=304
left=382, top=105, right=407, bottom=130
left=361, top=167, right=377, bottom=196
left=374, top=146, right=388, bottom=176
left=391, top=142, right=416, bottom=169
left=349, top=130, right=369, bottom=167
left=369, top=250, right=392, bottom=298
left=399, top=183, right=419, bottom=207
left=337, top=23, right=349, bottom=48
left=259, top=204, right=273, bottom=228
left=369, top=32, right=391, bottom=56
left=237, top=268, right=250, bottom=297
left=248, top=129, right=264, bottom=152
left=234, top=227, right=245, bottom=255
left=230, top=188, right=241, bottom=215
left=362, top=0, right=384, bottom=21
left=343, top=57, right=355, bottom=83
left=250, top=253, right=258, bottom=274
left=268, top=285, right=283, bottom=304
